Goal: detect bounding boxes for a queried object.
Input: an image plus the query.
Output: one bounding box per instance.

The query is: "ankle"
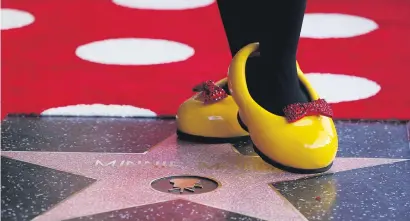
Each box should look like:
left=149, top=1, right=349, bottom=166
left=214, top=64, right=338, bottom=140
left=245, top=58, right=309, bottom=116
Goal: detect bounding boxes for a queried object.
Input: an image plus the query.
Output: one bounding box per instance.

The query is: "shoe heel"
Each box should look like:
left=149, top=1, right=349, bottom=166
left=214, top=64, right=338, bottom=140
left=237, top=112, right=249, bottom=132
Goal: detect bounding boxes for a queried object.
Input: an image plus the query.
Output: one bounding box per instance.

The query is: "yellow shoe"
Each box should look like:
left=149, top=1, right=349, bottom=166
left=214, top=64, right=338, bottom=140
left=228, top=42, right=338, bottom=174
left=176, top=78, right=249, bottom=143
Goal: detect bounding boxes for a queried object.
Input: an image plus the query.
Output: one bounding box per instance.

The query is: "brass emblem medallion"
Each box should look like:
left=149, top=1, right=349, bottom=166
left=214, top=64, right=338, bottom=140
left=151, top=175, right=219, bottom=195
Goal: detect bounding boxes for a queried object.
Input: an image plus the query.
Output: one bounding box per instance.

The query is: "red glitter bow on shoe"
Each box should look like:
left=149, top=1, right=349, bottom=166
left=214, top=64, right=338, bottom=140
left=283, top=99, right=333, bottom=123
left=193, top=80, right=228, bottom=104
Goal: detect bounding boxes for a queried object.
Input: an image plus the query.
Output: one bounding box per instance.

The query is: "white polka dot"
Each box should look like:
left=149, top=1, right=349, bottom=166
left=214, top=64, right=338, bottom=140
left=301, top=13, right=378, bottom=39
left=1, top=8, right=35, bottom=30
left=75, top=38, right=194, bottom=65
left=112, top=0, right=215, bottom=10
left=41, top=104, right=157, bottom=117
left=305, top=73, right=381, bottom=103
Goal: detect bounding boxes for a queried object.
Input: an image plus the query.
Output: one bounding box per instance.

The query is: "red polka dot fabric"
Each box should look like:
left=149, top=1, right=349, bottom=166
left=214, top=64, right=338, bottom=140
left=2, top=0, right=410, bottom=120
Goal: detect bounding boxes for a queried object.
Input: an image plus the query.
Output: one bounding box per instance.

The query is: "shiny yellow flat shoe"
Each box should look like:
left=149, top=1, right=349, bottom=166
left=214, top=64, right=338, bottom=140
left=228, top=42, right=338, bottom=174
left=176, top=78, right=249, bottom=143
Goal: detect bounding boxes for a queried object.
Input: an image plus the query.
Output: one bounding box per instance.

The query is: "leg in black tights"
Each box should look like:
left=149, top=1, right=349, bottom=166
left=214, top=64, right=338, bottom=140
left=216, top=0, right=259, bottom=56
left=217, top=0, right=308, bottom=116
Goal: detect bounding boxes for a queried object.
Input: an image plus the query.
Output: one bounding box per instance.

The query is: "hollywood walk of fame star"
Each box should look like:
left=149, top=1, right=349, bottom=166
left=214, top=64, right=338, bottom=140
left=1, top=135, right=407, bottom=221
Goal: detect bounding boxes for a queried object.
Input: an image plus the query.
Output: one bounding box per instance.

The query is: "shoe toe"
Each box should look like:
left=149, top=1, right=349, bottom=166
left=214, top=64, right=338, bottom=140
left=177, top=96, right=248, bottom=139
left=252, top=115, right=338, bottom=170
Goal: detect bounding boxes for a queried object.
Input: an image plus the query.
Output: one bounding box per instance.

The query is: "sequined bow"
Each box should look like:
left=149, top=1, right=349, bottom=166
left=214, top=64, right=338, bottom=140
left=193, top=80, right=228, bottom=104
left=283, top=99, right=333, bottom=123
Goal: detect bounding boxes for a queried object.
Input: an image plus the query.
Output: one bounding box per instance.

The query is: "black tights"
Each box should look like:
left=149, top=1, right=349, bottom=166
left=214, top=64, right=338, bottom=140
left=217, top=0, right=308, bottom=116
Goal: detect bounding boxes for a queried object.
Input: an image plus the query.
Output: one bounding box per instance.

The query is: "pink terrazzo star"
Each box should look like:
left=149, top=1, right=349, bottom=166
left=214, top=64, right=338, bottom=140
left=1, top=135, right=406, bottom=221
